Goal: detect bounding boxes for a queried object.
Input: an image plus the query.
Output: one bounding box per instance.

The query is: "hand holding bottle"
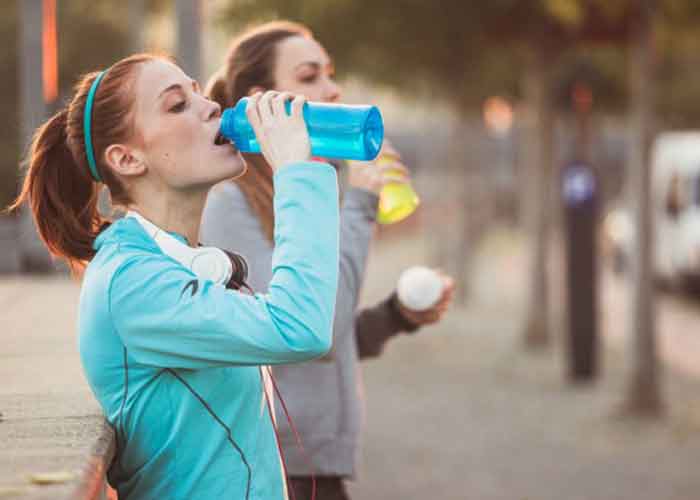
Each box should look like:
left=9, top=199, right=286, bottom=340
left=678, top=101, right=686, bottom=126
left=245, top=91, right=311, bottom=172
left=347, top=141, right=410, bottom=195
left=347, top=140, right=421, bottom=224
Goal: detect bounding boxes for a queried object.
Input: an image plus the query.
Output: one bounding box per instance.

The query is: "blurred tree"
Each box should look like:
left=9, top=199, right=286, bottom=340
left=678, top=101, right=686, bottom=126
left=1, top=2, right=20, bottom=211
left=129, top=0, right=147, bottom=53
left=176, top=0, right=202, bottom=81
left=625, top=0, right=661, bottom=416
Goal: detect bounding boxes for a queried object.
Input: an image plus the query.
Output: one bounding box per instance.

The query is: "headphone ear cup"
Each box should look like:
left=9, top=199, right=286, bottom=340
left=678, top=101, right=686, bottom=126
left=190, top=247, right=233, bottom=286
left=128, top=211, right=238, bottom=287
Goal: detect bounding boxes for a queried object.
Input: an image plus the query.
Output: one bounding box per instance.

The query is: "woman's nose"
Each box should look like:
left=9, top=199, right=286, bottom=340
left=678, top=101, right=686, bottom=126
left=324, top=81, right=341, bottom=103
left=206, top=99, right=222, bottom=120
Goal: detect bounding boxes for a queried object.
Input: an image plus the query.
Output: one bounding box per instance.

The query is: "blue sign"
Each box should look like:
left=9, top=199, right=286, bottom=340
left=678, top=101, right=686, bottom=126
left=563, top=164, right=596, bottom=205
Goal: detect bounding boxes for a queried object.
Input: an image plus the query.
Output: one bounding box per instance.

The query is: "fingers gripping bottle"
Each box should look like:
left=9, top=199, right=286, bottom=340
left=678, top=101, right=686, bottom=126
left=220, top=97, right=384, bottom=161
left=376, top=152, right=420, bottom=225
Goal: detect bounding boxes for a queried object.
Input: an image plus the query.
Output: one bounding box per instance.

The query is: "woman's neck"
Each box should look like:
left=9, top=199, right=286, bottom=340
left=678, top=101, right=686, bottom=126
left=128, top=189, right=208, bottom=247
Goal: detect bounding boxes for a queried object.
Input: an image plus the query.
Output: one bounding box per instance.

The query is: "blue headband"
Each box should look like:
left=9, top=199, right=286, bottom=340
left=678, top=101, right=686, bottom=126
left=83, top=70, right=106, bottom=182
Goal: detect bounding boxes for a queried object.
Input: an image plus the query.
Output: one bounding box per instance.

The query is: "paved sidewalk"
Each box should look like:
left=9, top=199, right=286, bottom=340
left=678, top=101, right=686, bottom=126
left=0, top=277, right=104, bottom=499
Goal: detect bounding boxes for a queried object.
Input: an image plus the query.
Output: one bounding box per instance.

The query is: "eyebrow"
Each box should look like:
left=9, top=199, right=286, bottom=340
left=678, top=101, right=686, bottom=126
left=294, top=61, right=335, bottom=74
left=158, top=79, right=198, bottom=99
left=294, top=61, right=322, bottom=71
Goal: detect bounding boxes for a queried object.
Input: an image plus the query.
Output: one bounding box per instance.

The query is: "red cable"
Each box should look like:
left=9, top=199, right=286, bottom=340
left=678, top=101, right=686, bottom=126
left=263, top=367, right=316, bottom=500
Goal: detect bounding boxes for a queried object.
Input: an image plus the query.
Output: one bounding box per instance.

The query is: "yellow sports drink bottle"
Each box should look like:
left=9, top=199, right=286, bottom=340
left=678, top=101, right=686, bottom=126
left=376, top=153, right=420, bottom=224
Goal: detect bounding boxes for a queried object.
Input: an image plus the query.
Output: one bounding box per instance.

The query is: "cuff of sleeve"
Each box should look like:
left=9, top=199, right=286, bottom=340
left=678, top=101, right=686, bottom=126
left=387, top=292, right=421, bottom=333
left=273, top=161, right=336, bottom=182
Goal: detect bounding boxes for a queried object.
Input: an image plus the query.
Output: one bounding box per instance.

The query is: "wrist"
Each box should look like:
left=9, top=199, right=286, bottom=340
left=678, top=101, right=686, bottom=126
left=387, top=292, right=421, bottom=333
left=347, top=175, right=382, bottom=194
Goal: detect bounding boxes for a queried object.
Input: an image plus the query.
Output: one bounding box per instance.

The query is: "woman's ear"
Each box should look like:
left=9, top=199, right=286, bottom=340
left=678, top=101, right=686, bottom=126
left=103, top=144, right=147, bottom=178
left=247, top=86, right=266, bottom=97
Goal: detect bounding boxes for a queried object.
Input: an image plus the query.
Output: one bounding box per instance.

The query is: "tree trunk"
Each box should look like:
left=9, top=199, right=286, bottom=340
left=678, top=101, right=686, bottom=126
left=522, top=48, right=554, bottom=348
left=128, top=0, right=146, bottom=53
left=625, top=0, right=663, bottom=416
left=18, top=0, right=52, bottom=272
left=175, top=0, right=202, bottom=82
left=454, top=118, right=476, bottom=304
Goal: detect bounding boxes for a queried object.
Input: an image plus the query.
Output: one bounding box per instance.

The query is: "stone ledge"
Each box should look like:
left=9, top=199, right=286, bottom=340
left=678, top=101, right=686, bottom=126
left=71, top=420, right=117, bottom=500
left=0, top=402, right=115, bottom=499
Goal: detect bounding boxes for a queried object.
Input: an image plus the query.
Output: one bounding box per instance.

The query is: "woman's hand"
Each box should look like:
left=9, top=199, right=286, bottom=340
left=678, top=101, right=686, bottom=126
left=396, top=271, right=455, bottom=326
left=347, top=140, right=411, bottom=195
left=246, top=91, right=311, bottom=172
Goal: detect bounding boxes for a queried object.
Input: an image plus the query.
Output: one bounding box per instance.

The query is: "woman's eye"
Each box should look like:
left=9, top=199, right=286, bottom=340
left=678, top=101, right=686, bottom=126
left=300, top=74, right=318, bottom=84
left=170, top=100, right=186, bottom=113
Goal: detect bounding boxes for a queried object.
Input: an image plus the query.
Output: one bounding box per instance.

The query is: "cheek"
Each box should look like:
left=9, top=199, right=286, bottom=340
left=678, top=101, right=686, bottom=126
left=303, top=86, right=326, bottom=102
left=144, top=117, right=198, bottom=160
left=274, top=75, right=318, bottom=99
left=142, top=130, right=198, bottom=184
left=289, top=83, right=325, bottom=102
left=145, top=135, right=180, bottom=170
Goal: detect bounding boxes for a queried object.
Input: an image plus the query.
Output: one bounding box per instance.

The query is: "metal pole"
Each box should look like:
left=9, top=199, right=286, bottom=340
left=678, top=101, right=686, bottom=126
left=18, top=0, right=52, bottom=272
left=175, top=0, right=202, bottom=82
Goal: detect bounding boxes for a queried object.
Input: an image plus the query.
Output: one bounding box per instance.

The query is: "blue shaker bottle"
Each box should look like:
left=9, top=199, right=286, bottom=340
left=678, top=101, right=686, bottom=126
left=220, top=97, right=384, bottom=161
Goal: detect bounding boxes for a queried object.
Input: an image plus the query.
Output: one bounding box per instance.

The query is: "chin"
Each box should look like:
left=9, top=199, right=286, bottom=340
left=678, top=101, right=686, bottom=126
left=230, top=160, right=248, bottom=180
left=213, top=153, right=246, bottom=182
left=228, top=155, right=248, bottom=179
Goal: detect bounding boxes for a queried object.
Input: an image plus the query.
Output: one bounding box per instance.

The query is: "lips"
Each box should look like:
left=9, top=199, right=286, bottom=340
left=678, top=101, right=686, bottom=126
left=213, top=129, right=231, bottom=146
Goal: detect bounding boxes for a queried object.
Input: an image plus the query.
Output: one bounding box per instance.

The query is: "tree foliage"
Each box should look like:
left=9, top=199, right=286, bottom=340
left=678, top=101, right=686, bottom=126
left=215, top=0, right=700, bottom=125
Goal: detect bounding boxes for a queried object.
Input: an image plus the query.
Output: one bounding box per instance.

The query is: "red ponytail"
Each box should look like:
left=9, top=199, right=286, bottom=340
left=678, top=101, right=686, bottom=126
left=7, top=53, right=160, bottom=273
left=9, top=108, right=102, bottom=271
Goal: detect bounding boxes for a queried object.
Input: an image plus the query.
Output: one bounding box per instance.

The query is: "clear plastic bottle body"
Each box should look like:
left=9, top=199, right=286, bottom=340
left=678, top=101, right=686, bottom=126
left=220, top=97, right=384, bottom=161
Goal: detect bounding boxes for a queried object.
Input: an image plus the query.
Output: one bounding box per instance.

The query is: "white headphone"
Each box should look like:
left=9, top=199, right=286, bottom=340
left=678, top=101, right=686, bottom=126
left=127, top=211, right=233, bottom=286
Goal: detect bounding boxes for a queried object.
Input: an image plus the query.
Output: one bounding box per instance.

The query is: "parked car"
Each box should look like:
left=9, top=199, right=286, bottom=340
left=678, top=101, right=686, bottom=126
left=604, top=131, right=700, bottom=291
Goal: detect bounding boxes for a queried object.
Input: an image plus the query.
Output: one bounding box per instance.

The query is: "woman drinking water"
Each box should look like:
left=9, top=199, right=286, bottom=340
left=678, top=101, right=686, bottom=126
left=9, top=53, right=340, bottom=500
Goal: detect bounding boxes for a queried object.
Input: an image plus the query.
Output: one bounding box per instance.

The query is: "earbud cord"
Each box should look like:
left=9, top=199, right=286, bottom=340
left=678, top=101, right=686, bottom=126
left=263, top=366, right=316, bottom=500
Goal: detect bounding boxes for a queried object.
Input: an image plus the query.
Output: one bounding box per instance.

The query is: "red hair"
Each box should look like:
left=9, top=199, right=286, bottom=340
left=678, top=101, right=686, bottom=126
left=8, top=54, right=160, bottom=273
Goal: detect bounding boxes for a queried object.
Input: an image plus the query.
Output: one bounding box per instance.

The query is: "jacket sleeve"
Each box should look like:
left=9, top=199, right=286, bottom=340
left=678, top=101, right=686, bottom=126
left=355, top=292, right=420, bottom=359
left=328, top=188, right=378, bottom=351
left=109, top=162, right=339, bottom=369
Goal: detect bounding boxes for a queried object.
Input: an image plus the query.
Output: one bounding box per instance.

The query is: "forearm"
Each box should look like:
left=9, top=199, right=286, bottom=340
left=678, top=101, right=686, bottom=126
left=112, top=162, right=340, bottom=368
left=266, top=162, right=340, bottom=355
left=355, top=292, right=419, bottom=360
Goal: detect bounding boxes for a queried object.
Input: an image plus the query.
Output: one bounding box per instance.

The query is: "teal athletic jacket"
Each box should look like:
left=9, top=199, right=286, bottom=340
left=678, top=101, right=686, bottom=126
left=78, top=162, right=339, bottom=500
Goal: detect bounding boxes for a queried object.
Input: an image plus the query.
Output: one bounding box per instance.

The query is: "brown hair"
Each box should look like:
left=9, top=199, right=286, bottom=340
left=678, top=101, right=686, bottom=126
left=206, top=21, right=313, bottom=242
left=8, top=53, right=160, bottom=272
